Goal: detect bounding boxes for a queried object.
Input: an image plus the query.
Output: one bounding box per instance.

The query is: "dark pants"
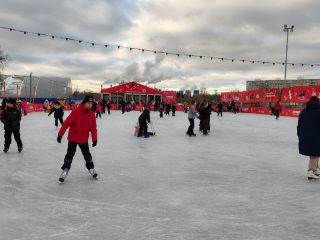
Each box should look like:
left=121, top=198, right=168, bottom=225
left=122, top=107, right=125, bottom=113
left=24, top=110, right=27, bottom=116
left=218, top=111, right=222, bottom=116
left=62, top=141, right=94, bottom=170
left=138, top=122, right=147, bottom=135
left=4, top=130, right=23, bottom=148
left=96, top=111, right=101, bottom=118
left=203, top=119, right=209, bottom=134
left=275, top=110, right=280, bottom=119
left=107, top=108, right=111, bottom=114
left=172, top=110, right=175, bottom=116
left=102, top=107, right=105, bottom=114
left=55, top=117, right=64, bottom=126
left=187, top=118, right=195, bottom=135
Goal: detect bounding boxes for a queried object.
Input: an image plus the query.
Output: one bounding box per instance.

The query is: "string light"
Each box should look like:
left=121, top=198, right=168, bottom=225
left=1, top=26, right=319, bottom=67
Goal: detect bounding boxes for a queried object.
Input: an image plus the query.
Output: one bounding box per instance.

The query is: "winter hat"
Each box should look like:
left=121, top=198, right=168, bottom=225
left=55, top=101, right=60, bottom=105
left=7, top=98, right=15, bottom=105
left=82, top=95, right=93, bottom=104
left=310, top=96, right=319, bottom=103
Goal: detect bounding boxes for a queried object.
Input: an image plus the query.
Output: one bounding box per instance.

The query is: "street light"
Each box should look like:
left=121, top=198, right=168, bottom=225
left=283, top=24, right=294, bottom=88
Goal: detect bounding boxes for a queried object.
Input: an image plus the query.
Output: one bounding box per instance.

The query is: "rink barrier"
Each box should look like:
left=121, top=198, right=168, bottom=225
left=0, top=104, right=302, bottom=118
left=241, top=107, right=302, bottom=117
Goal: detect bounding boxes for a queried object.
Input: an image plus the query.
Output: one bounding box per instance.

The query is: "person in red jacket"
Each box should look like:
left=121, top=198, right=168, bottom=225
left=274, top=101, right=282, bottom=120
left=95, top=102, right=102, bottom=118
left=57, top=95, right=98, bottom=182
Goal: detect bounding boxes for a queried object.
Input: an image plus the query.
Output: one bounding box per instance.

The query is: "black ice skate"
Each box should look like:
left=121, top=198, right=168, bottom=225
left=88, top=169, right=98, bottom=178
left=18, top=146, right=23, bottom=152
left=3, top=146, right=9, bottom=153
left=59, top=169, right=69, bottom=182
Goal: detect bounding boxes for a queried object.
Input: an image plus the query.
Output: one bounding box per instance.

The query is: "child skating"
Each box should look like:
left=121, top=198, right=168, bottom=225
left=57, top=95, right=98, bottom=182
left=48, top=101, right=64, bottom=129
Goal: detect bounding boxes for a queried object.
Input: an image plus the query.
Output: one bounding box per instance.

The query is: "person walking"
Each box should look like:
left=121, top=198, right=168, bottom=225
left=159, top=102, right=164, bottom=118
left=183, top=102, right=188, bottom=113
left=274, top=101, right=282, bottom=120
left=1, top=98, right=23, bottom=152
left=57, top=95, right=98, bottom=182
left=186, top=100, right=199, bottom=136
left=44, top=99, right=49, bottom=113
left=297, top=96, right=320, bottom=180
left=137, top=109, right=150, bottom=138
left=22, top=100, right=27, bottom=116
left=48, top=101, right=64, bottom=130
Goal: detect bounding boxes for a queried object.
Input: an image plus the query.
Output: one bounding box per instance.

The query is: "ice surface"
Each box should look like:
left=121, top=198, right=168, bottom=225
left=0, top=110, right=319, bottom=239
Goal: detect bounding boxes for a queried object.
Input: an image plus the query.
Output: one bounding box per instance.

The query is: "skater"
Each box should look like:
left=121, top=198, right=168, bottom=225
left=217, top=102, right=223, bottom=117
left=22, top=100, right=27, bottom=116
left=1, top=98, right=23, bottom=152
left=297, top=96, right=320, bottom=180
left=171, top=102, right=177, bottom=116
left=165, top=102, right=171, bottom=116
left=106, top=101, right=112, bottom=114
left=16, top=100, right=22, bottom=112
left=95, top=103, right=102, bottom=118
left=200, top=100, right=210, bottom=135
left=231, top=100, right=236, bottom=113
left=48, top=101, right=64, bottom=129
left=183, top=102, right=188, bottom=113
left=1, top=97, right=8, bottom=110
left=57, top=95, right=98, bottom=182
left=270, top=106, right=275, bottom=116
left=274, top=101, right=282, bottom=120
left=137, top=109, right=150, bottom=138
left=159, top=102, right=164, bottom=118
left=44, top=99, right=49, bottom=113
left=121, top=100, right=126, bottom=114
left=186, top=100, right=199, bottom=136
left=140, top=100, right=144, bottom=112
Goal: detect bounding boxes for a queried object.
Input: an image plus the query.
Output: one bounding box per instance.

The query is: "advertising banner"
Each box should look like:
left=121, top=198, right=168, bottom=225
left=221, top=89, right=279, bottom=103
left=281, top=85, right=320, bottom=103
left=162, top=91, right=177, bottom=104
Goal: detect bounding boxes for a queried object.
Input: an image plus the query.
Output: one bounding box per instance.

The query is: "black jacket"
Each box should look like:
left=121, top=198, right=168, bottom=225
left=1, top=106, right=22, bottom=131
left=217, top=103, right=223, bottom=111
left=200, top=106, right=210, bottom=120
left=48, top=106, right=64, bottom=118
left=139, top=110, right=150, bottom=124
left=297, top=100, right=320, bottom=156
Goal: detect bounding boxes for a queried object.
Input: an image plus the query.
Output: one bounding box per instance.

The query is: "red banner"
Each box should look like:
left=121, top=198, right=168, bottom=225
left=162, top=91, right=177, bottom=104
left=221, top=88, right=279, bottom=103
left=241, top=106, right=302, bottom=117
left=281, top=85, right=320, bottom=103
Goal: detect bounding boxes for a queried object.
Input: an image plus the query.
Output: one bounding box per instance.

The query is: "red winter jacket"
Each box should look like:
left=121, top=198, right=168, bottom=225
left=96, top=105, right=102, bottom=112
left=274, top=103, right=282, bottom=111
left=58, top=104, right=97, bottom=144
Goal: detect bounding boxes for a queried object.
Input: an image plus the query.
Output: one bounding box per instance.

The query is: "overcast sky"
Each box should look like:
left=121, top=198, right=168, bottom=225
left=0, top=0, right=319, bottom=93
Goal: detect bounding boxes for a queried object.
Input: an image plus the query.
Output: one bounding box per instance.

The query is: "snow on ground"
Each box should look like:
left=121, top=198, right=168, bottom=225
left=0, top=110, right=318, bottom=239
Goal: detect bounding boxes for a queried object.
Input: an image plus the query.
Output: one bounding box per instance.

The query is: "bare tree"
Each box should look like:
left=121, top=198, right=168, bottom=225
left=0, top=46, right=11, bottom=76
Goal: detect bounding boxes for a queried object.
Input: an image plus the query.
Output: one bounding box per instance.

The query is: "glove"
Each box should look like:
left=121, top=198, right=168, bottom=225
left=57, top=136, right=62, bottom=143
left=92, top=141, right=97, bottom=147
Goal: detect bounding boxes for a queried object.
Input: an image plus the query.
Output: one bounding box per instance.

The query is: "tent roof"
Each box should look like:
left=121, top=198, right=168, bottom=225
left=101, top=82, right=162, bottom=94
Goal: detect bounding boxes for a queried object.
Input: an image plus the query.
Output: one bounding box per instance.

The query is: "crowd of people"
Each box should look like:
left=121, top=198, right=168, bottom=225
left=1, top=95, right=320, bottom=181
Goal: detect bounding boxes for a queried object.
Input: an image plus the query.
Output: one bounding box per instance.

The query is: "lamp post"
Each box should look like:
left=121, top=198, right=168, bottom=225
left=29, top=72, right=32, bottom=103
left=283, top=24, right=294, bottom=88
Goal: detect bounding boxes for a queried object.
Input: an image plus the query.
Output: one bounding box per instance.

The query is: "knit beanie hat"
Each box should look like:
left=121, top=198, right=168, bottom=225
left=82, top=95, right=93, bottom=104
left=55, top=101, right=60, bottom=105
left=7, top=98, right=15, bottom=105
left=310, top=96, right=319, bottom=103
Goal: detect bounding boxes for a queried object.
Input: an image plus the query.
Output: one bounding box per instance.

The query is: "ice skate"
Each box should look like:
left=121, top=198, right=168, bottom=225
left=88, top=169, right=98, bottom=178
left=3, top=146, right=9, bottom=153
left=144, top=134, right=150, bottom=138
left=307, top=170, right=319, bottom=180
left=18, top=146, right=23, bottom=152
left=59, top=168, right=69, bottom=182
left=137, top=134, right=142, bottom=137
left=313, top=168, right=320, bottom=176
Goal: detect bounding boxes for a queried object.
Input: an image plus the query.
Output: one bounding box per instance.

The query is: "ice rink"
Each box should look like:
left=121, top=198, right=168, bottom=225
left=0, top=109, right=318, bottom=240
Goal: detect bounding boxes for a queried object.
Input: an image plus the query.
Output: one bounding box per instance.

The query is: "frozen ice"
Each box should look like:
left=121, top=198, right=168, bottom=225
left=0, top=110, right=318, bottom=239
